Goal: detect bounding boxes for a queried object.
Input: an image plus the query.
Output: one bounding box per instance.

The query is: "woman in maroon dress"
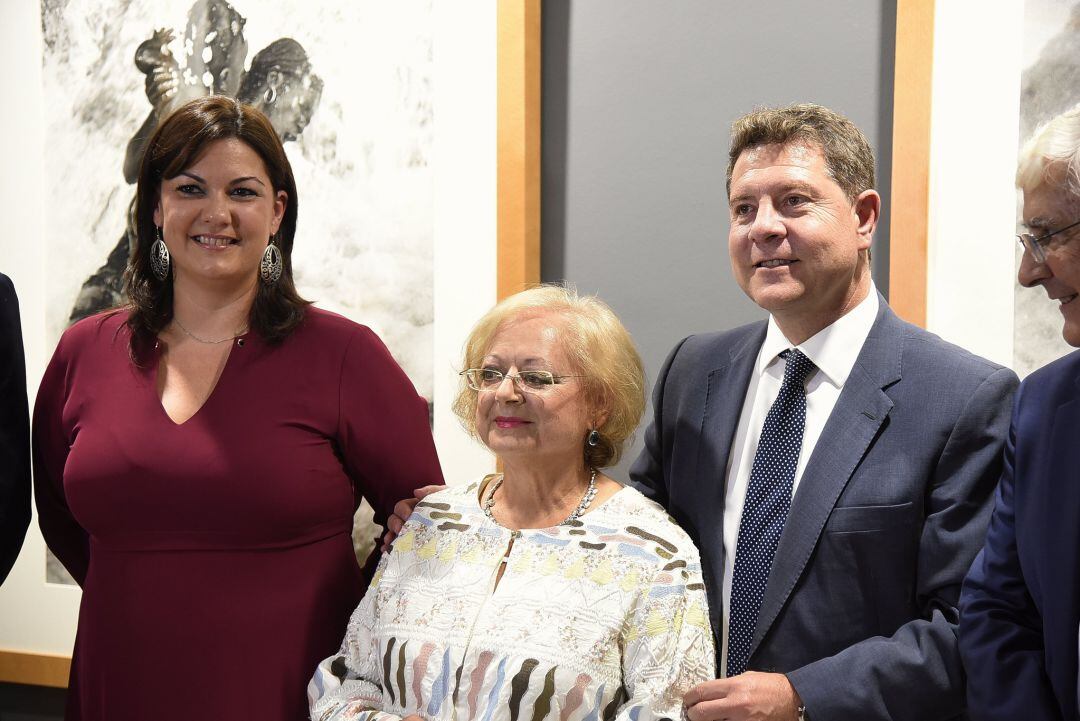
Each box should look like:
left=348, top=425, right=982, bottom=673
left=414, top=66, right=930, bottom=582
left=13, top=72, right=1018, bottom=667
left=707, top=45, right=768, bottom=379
left=32, top=96, right=444, bottom=720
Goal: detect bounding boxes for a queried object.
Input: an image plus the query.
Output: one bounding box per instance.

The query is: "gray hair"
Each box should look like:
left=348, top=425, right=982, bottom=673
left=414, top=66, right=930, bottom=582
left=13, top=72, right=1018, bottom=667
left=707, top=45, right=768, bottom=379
left=1017, top=103, right=1080, bottom=198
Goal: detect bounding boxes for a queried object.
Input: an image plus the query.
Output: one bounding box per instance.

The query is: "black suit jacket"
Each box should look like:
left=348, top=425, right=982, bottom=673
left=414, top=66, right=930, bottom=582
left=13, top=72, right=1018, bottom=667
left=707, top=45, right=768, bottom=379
left=0, top=272, right=30, bottom=584
left=630, top=298, right=1017, bottom=721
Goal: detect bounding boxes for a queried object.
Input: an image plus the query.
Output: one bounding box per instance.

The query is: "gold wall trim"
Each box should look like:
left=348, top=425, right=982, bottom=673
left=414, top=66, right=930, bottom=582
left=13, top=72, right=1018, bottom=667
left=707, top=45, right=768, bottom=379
left=0, top=649, right=70, bottom=688
left=889, top=0, right=935, bottom=327
left=497, top=0, right=542, bottom=300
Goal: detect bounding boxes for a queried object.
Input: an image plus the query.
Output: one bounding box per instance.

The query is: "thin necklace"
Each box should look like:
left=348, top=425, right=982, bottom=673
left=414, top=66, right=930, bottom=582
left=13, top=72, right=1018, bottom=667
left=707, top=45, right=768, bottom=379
left=172, top=317, right=248, bottom=345
left=483, top=468, right=599, bottom=528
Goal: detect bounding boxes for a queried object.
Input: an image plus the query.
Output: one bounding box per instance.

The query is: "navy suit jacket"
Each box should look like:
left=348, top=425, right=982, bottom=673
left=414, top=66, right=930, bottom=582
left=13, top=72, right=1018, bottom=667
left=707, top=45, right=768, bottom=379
left=959, top=349, right=1080, bottom=721
left=0, top=272, right=30, bottom=585
left=630, top=297, right=1017, bottom=721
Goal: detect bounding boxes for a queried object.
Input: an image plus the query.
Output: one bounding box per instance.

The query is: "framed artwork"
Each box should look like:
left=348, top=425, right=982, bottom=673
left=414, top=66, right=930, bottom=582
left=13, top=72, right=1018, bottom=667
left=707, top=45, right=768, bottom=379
left=890, top=0, right=1075, bottom=376
left=0, top=0, right=540, bottom=687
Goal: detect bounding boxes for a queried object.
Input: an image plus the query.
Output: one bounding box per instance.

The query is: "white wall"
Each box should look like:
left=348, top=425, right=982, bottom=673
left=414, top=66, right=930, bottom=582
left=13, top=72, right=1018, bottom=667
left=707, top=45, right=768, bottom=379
left=924, top=0, right=1024, bottom=369
left=0, top=0, right=82, bottom=657
left=431, top=2, right=498, bottom=484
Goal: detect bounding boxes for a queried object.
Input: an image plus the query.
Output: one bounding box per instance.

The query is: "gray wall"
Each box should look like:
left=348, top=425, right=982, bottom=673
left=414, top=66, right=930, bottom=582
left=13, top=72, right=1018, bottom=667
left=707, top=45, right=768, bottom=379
left=542, top=0, right=897, bottom=481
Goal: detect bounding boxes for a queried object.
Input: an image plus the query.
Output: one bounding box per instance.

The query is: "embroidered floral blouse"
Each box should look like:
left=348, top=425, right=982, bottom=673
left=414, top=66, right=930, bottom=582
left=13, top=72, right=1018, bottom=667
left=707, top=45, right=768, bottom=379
left=309, top=479, right=715, bottom=721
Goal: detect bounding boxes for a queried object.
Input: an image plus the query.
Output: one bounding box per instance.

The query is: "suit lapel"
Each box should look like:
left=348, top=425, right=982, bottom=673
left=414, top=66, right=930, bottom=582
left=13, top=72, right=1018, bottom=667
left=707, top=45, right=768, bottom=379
left=750, top=298, right=902, bottom=656
left=696, top=324, right=764, bottom=636
left=698, top=325, right=765, bottom=482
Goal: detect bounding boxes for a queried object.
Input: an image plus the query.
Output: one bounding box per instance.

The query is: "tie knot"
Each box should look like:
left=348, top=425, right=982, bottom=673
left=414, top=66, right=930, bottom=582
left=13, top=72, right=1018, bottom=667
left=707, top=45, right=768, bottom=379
left=779, top=348, right=816, bottom=386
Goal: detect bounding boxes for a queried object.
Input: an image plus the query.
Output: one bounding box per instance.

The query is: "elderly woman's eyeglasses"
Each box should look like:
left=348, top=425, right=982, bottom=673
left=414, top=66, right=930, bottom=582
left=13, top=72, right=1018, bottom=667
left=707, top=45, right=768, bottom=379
left=1017, top=219, right=1080, bottom=264
left=460, top=368, right=583, bottom=393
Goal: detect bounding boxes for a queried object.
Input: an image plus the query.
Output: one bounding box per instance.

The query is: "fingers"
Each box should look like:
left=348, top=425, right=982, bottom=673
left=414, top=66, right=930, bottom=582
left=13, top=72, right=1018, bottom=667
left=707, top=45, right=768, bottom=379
left=388, top=508, right=407, bottom=534
left=685, top=698, right=735, bottom=721
left=684, top=679, right=731, bottom=707
left=379, top=511, right=406, bottom=554
left=379, top=527, right=398, bottom=553
left=685, top=673, right=798, bottom=721
left=379, top=487, right=445, bottom=554
left=684, top=679, right=735, bottom=721
left=392, top=498, right=419, bottom=528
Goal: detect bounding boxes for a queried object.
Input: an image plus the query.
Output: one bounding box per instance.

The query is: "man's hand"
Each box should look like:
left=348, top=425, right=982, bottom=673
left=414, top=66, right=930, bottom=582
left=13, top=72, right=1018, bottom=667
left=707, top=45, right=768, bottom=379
left=684, top=672, right=802, bottom=721
left=380, top=485, right=444, bottom=552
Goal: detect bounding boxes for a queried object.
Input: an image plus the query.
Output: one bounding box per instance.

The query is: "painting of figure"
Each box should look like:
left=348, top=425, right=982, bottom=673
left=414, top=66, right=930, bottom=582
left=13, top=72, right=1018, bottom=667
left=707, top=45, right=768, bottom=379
left=41, top=0, right=433, bottom=582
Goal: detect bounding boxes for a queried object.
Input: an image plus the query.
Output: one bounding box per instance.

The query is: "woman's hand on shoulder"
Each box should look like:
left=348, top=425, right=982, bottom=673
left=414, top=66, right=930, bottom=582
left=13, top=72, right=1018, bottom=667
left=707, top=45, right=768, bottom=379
left=380, top=485, right=445, bottom=552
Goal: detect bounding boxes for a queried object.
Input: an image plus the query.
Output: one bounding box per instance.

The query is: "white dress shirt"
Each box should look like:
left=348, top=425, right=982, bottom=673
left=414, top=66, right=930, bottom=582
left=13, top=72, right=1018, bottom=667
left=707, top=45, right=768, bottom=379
left=718, top=285, right=879, bottom=675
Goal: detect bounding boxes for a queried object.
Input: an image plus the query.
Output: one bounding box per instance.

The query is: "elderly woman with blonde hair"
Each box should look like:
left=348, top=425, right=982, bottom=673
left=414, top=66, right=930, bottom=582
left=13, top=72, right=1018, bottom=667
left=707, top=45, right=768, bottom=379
left=310, top=285, right=715, bottom=721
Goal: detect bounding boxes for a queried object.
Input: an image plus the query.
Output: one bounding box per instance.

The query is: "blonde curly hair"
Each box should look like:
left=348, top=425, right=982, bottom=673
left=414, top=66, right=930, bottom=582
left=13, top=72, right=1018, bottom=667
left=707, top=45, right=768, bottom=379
left=451, top=285, right=646, bottom=469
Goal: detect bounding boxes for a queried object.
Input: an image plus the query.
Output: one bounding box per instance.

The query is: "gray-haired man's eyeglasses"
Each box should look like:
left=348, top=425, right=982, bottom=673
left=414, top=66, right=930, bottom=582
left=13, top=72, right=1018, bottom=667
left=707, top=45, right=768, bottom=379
left=1017, top=219, right=1080, bottom=264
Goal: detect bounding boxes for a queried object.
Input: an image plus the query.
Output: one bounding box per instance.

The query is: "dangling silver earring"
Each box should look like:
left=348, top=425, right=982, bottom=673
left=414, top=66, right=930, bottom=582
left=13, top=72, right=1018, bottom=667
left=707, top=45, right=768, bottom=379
left=587, top=429, right=601, bottom=447
left=150, top=227, right=170, bottom=281
left=260, top=241, right=283, bottom=284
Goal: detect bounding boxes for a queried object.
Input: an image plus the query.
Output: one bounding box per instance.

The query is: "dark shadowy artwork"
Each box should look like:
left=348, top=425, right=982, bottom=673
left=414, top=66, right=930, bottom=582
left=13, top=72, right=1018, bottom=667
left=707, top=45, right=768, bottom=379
left=67, top=0, right=324, bottom=324
left=1020, top=3, right=1080, bottom=140
left=1014, top=0, right=1078, bottom=376
left=41, top=0, right=434, bottom=583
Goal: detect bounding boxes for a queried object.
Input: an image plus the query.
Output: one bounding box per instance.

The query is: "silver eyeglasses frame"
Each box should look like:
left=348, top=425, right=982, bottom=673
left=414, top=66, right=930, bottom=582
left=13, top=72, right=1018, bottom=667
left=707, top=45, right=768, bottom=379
left=1017, top=218, right=1080, bottom=264
left=460, top=368, right=584, bottom=394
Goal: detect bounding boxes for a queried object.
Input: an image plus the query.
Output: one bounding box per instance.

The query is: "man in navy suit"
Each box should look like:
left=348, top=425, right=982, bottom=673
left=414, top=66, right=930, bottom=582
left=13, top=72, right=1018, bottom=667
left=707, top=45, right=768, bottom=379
left=959, top=105, right=1080, bottom=721
left=0, top=271, right=30, bottom=585
left=631, top=104, right=1017, bottom=721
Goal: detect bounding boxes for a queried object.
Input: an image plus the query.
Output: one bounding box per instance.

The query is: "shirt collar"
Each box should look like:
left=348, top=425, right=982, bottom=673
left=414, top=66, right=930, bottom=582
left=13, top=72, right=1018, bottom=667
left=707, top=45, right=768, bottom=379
left=757, top=283, right=879, bottom=389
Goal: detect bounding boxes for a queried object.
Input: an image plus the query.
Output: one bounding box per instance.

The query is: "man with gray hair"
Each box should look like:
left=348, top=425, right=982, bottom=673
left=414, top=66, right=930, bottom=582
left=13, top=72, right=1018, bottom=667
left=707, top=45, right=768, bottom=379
left=631, top=103, right=1017, bottom=720
left=959, top=103, right=1080, bottom=721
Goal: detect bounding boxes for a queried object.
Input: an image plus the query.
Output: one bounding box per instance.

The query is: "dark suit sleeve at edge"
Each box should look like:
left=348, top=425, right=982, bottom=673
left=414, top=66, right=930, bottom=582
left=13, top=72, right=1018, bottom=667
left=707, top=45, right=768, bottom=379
left=0, top=275, right=30, bottom=585
left=628, top=335, right=692, bottom=507
left=785, top=366, right=1018, bottom=721
left=958, top=381, right=1064, bottom=721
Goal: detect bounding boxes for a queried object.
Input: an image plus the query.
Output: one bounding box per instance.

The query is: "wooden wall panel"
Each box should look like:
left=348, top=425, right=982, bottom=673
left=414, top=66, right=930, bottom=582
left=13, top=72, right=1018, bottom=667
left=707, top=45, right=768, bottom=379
left=497, top=0, right=542, bottom=300
left=0, top=650, right=70, bottom=688
left=889, top=0, right=935, bottom=327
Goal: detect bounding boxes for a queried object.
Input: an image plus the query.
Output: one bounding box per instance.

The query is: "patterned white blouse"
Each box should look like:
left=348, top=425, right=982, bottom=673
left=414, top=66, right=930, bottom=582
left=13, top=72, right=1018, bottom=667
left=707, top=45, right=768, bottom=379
left=309, top=479, right=715, bottom=721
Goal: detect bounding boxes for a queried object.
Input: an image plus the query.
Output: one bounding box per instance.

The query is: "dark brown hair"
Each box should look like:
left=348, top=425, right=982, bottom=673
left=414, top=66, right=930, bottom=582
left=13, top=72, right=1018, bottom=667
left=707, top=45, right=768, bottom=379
left=726, top=103, right=876, bottom=201
left=125, top=95, right=308, bottom=361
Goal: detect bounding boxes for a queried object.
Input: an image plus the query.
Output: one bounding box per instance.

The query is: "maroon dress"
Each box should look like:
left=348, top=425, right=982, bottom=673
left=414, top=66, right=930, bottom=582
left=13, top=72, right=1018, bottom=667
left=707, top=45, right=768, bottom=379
left=32, top=307, right=444, bottom=720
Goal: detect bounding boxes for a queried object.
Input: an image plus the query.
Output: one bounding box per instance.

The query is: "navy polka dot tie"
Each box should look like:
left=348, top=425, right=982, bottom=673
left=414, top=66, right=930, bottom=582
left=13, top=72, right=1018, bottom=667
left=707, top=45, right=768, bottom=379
left=726, top=348, right=816, bottom=677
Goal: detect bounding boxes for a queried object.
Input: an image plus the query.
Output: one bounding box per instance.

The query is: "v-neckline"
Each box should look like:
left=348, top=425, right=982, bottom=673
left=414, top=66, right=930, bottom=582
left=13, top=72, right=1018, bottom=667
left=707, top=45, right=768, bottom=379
left=151, top=336, right=245, bottom=427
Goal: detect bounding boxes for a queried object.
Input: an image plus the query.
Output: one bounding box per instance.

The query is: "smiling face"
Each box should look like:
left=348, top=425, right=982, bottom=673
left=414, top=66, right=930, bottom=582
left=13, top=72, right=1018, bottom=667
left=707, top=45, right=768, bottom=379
left=153, top=137, right=287, bottom=291
left=475, top=313, right=598, bottom=468
left=1019, top=179, right=1080, bottom=346
left=727, top=142, right=878, bottom=334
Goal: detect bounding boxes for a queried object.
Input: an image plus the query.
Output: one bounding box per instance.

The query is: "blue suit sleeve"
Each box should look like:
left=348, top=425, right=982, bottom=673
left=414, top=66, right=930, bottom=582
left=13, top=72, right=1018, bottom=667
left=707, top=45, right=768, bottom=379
left=787, top=365, right=1018, bottom=721
left=959, top=382, right=1064, bottom=721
